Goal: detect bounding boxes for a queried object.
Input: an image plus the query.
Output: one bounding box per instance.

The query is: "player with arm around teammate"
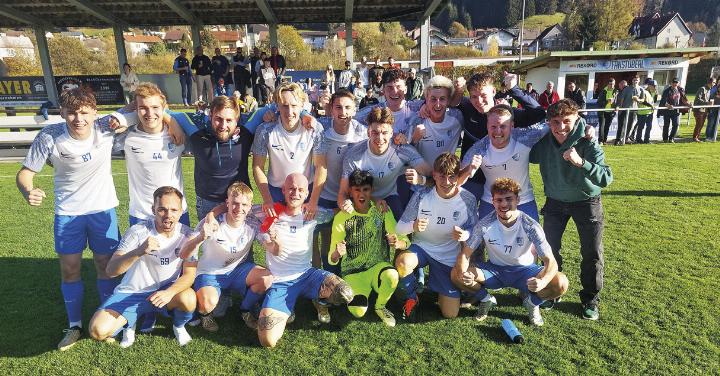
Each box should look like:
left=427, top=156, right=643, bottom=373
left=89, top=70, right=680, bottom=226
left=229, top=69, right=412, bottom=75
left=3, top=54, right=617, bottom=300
left=394, top=153, right=479, bottom=320
left=338, top=107, right=432, bottom=219
left=256, top=173, right=353, bottom=348
left=328, top=170, right=409, bottom=326
left=453, top=178, right=568, bottom=326
left=179, top=182, right=273, bottom=332
left=16, top=88, right=126, bottom=351
left=88, top=187, right=198, bottom=347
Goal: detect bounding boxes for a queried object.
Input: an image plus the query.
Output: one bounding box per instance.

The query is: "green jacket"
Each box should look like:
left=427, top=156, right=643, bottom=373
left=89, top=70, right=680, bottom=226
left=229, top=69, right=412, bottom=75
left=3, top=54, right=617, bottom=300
left=529, top=117, right=613, bottom=202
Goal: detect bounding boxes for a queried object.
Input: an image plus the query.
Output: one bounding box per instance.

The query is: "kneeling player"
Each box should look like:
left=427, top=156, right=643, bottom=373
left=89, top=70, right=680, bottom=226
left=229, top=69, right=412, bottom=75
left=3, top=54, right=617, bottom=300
left=88, top=187, right=197, bottom=347
left=455, top=178, right=569, bottom=326
left=395, top=153, right=478, bottom=320
left=328, top=170, right=409, bottom=326
left=257, top=173, right=353, bottom=348
left=180, top=182, right=273, bottom=332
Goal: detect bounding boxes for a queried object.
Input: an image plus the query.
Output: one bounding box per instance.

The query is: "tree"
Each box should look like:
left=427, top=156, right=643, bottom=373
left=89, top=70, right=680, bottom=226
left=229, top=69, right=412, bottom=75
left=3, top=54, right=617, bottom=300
left=201, top=30, right=219, bottom=51
left=449, top=22, right=468, bottom=38
left=537, top=0, right=558, bottom=14
left=595, top=0, right=644, bottom=43
left=504, top=0, right=523, bottom=28
left=487, top=38, right=500, bottom=57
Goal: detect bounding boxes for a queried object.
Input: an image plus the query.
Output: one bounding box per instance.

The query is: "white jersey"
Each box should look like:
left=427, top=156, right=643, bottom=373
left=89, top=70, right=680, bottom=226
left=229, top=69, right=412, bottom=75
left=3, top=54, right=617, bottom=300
left=407, top=109, right=464, bottom=165
left=120, top=126, right=187, bottom=220
left=397, top=187, right=478, bottom=267
left=467, top=211, right=551, bottom=267
left=115, top=221, right=195, bottom=294
left=342, top=141, right=424, bottom=199
left=317, top=117, right=367, bottom=202
left=461, top=125, right=548, bottom=204
left=195, top=214, right=260, bottom=276
left=251, top=120, right=324, bottom=188
left=23, top=120, right=118, bottom=215
left=254, top=207, right=334, bottom=282
left=353, top=100, right=424, bottom=135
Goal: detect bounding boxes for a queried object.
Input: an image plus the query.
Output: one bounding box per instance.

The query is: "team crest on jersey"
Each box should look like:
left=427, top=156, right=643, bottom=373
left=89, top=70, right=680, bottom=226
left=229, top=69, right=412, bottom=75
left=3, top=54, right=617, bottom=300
left=447, top=129, right=453, bottom=137
left=299, top=142, right=306, bottom=150
left=168, top=142, right=176, bottom=153
left=452, top=211, right=460, bottom=221
left=387, top=161, right=395, bottom=170
left=512, top=153, right=520, bottom=161
left=516, top=237, right=524, bottom=246
left=174, top=247, right=181, bottom=257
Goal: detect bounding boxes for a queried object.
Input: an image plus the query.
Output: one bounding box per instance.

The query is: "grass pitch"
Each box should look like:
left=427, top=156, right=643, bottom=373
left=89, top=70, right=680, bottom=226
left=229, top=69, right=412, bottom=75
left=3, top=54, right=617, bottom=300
left=0, top=123, right=718, bottom=375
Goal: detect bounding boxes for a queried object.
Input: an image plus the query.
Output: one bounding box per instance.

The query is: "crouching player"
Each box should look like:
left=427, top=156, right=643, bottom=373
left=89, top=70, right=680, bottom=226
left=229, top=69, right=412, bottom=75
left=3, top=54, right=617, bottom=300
left=395, top=153, right=478, bottom=320
left=454, top=178, right=569, bottom=326
left=257, top=173, right=354, bottom=348
left=89, top=187, right=197, bottom=347
left=328, top=170, right=409, bottom=327
left=180, top=182, right=273, bottom=332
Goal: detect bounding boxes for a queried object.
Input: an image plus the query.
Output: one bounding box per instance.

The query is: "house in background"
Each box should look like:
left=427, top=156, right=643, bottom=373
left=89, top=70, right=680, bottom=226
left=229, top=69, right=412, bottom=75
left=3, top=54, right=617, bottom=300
left=211, top=30, right=245, bottom=53
left=124, top=34, right=163, bottom=56
left=82, top=38, right=105, bottom=53
left=629, top=12, right=692, bottom=49
left=529, top=24, right=570, bottom=52
left=0, top=33, right=34, bottom=60
left=471, top=28, right=517, bottom=54
left=163, top=29, right=189, bottom=47
left=299, top=30, right=328, bottom=50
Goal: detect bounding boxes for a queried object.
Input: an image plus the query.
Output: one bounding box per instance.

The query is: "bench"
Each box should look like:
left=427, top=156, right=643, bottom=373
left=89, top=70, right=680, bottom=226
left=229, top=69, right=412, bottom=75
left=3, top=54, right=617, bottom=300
left=0, top=115, right=65, bottom=158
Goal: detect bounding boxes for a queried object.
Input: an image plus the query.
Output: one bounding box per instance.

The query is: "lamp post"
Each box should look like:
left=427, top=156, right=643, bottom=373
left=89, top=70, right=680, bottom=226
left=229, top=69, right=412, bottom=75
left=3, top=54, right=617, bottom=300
left=519, top=0, right=526, bottom=63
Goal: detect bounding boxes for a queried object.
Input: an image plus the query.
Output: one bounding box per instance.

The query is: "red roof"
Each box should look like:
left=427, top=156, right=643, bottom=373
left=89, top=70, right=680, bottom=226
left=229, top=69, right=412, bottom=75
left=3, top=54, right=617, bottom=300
left=164, top=29, right=187, bottom=41
left=211, top=30, right=242, bottom=42
left=337, top=30, right=358, bottom=39
left=124, top=35, right=163, bottom=43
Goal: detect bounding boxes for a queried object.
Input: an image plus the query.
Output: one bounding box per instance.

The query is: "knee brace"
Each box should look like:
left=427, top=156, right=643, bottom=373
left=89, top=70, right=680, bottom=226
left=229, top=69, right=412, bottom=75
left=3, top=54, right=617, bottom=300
left=319, top=274, right=354, bottom=305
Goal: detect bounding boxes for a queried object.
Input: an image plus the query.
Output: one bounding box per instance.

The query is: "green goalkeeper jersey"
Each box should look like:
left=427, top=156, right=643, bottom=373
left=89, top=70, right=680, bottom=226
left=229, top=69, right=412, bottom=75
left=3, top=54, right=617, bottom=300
left=329, top=202, right=409, bottom=276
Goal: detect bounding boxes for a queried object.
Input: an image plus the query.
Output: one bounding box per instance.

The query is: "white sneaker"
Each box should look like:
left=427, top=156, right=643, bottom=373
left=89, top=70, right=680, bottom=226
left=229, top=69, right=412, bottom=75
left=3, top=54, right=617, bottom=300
left=523, top=296, right=544, bottom=326
left=120, top=328, right=136, bottom=348
left=172, top=326, right=192, bottom=346
left=375, top=307, right=396, bottom=327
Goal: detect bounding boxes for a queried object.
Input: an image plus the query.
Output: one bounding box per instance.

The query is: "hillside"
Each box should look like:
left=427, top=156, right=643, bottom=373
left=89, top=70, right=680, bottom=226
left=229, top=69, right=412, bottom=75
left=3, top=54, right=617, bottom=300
left=514, top=12, right=566, bottom=33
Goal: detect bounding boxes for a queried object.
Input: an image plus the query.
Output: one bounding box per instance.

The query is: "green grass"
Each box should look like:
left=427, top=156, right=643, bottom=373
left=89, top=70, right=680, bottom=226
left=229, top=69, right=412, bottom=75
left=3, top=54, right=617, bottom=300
left=516, top=13, right=567, bottom=33
left=0, top=123, right=719, bottom=374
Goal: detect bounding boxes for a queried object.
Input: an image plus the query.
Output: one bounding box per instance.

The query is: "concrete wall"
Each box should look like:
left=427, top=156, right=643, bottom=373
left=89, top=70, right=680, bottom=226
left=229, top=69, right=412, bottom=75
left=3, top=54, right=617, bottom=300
left=524, top=67, right=559, bottom=92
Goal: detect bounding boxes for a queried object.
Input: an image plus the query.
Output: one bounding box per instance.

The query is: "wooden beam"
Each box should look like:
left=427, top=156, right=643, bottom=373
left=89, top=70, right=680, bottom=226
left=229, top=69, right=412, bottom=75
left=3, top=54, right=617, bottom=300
left=255, top=0, right=278, bottom=24
left=160, top=0, right=200, bottom=25
left=66, top=0, right=127, bottom=25
left=0, top=4, right=48, bottom=26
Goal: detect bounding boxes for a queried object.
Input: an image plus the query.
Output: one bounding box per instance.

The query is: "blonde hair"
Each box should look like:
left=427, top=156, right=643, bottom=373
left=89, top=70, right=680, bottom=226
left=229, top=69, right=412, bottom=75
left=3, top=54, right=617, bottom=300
left=274, top=82, right=308, bottom=105
left=134, top=82, right=167, bottom=107
left=227, top=181, right=253, bottom=199
left=426, top=74, right=454, bottom=97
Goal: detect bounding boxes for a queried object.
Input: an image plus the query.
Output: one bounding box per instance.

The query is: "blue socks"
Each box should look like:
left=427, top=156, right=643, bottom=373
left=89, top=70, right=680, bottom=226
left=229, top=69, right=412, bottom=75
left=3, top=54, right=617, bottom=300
left=398, top=273, right=418, bottom=301
left=172, top=309, right=194, bottom=328
left=96, top=278, right=119, bottom=304
left=61, top=281, right=84, bottom=328
left=239, top=289, right=263, bottom=312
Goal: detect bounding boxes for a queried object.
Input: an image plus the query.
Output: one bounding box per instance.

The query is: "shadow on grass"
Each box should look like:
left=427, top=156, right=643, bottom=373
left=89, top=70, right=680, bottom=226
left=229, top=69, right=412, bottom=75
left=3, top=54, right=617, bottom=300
left=604, top=190, right=720, bottom=197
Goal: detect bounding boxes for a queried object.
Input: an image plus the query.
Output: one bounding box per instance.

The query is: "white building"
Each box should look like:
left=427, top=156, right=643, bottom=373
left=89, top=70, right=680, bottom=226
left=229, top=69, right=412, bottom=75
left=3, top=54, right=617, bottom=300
left=0, top=33, right=34, bottom=60
left=299, top=30, right=328, bottom=50
left=472, top=28, right=517, bottom=54
left=630, top=12, right=692, bottom=49
left=124, top=34, right=163, bottom=57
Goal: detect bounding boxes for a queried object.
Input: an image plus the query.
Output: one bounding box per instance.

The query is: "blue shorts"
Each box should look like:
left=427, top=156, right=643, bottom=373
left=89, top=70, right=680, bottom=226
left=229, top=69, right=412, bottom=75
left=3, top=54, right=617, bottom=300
left=383, top=194, right=403, bottom=220
left=129, top=212, right=190, bottom=227
left=194, top=261, right=257, bottom=296
left=99, top=287, right=171, bottom=328
left=54, top=208, right=120, bottom=255
left=407, top=244, right=460, bottom=298
left=269, top=183, right=314, bottom=205
left=262, top=268, right=332, bottom=315
left=478, top=200, right=540, bottom=222
left=475, top=261, right=544, bottom=293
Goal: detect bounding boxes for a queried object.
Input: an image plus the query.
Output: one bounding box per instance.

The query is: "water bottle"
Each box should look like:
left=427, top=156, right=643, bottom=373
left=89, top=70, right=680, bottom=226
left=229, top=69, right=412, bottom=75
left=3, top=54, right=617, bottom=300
left=501, top=319, right=524, bottom=344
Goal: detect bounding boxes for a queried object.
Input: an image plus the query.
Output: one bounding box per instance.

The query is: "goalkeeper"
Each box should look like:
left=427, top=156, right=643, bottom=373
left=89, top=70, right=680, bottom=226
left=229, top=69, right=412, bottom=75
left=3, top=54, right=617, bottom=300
left=329, top=169, right=409, bottom=327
